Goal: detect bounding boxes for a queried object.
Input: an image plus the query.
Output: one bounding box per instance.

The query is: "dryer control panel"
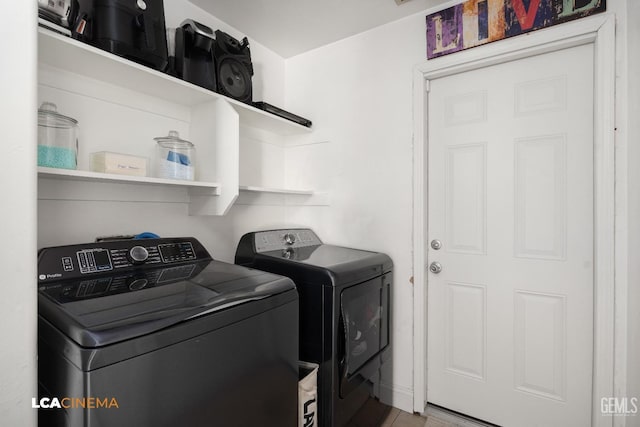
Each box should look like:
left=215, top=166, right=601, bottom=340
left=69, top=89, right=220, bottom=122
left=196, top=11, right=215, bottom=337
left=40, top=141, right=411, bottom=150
left=252, top=229, right=322, bottom=253
left=38, top=237, right=210, bottom=283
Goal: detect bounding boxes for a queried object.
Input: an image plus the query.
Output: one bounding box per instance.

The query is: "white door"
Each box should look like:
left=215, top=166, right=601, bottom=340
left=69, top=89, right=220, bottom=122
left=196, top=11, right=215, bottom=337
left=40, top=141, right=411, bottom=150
left=426, top=44, right=594, bottom=427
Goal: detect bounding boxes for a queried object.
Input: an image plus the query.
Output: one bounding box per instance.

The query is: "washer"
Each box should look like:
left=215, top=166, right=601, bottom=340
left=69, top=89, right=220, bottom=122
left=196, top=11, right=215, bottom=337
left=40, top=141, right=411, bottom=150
left=37, top=237, right=298, bottom=427
left=235, top=229, right=392, bottom=427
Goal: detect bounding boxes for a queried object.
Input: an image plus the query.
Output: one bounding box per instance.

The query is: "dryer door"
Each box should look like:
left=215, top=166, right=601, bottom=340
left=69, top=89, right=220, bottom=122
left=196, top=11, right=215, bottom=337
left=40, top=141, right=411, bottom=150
left=338, top=274, right=390, bottom=397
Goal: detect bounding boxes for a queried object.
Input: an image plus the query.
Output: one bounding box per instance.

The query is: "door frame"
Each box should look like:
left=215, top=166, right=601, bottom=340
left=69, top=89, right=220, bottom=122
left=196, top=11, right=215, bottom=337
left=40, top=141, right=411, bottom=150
left=412, top=14, right=616, bottom=426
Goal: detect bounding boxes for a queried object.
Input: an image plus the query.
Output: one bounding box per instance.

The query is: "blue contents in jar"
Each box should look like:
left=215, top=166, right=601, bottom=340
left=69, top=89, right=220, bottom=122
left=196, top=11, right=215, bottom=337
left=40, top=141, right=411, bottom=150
left=38, top=145, right=76, bottom=169
left=166, top=150, right=191, bottom=166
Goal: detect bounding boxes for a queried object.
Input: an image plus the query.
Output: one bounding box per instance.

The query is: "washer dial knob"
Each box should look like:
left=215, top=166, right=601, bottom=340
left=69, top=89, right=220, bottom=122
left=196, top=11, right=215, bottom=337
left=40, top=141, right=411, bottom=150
left=128, top=246, right=149, bottom=264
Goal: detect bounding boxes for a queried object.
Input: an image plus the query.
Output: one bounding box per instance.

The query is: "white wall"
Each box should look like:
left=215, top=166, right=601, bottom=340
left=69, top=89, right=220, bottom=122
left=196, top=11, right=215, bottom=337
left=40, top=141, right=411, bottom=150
left=284, top=0, right=640, bottom=415
left=284, top=14, right=427, bottom=411
left=623, top=1, right=640, bottom=425
left=608, top=1, right=640, bottom=425
left=0, top=3, right=38, bottom=426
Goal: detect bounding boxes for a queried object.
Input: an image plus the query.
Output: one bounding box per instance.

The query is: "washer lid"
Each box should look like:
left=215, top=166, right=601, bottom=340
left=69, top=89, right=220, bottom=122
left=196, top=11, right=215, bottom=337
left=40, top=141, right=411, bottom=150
left=38, top=260, right=295, bottom=348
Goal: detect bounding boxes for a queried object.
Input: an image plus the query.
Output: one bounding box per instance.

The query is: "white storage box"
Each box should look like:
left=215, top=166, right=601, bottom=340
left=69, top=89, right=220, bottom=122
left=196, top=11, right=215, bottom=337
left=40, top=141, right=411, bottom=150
left=299, top=361, right=319, bottom=427
left=91, top=151, right=148, bottom=177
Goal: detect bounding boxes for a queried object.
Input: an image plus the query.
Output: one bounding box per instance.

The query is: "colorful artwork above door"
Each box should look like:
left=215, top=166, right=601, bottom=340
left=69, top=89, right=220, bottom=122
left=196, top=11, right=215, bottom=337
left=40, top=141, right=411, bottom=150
left=426, top=0, right=605, bottom=59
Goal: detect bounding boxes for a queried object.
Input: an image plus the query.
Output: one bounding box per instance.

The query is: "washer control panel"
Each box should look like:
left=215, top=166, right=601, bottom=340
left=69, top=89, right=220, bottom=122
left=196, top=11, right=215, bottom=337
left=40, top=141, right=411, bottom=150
left=38, top=237, right=209, bottom=283
left=49, top=263, right=199, bottom=303
left=253, top=229, right=322, bottom=253
left=76, top=248, right=112, bottom=274
left=158, top=242, right=196, bottom=263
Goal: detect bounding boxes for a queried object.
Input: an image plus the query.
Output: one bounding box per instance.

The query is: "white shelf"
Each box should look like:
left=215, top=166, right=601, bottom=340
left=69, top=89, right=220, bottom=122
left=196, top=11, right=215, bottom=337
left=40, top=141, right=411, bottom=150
left=37, top=27, right=312, bottom=136
left=239, top=185, right=314, bottom=195
left=37, top=27, right=322, bottom=214
left=38, top=167, right=221, bottom=193
left=236, top=187, right=330, bottom=206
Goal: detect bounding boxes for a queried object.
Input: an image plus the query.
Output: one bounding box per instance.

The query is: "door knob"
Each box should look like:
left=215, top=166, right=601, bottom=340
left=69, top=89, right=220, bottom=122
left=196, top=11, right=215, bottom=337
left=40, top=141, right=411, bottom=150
left=431, top=239, right=442, bottom=250
left=429, top=262, right=442, bottom=274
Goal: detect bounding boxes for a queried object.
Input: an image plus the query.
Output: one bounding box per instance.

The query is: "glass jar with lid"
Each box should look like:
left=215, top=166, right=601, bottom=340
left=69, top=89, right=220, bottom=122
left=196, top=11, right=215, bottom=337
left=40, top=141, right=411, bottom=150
left=154, top=130, right=196, bottom=181
left=37, top=102, right=78, bottom=169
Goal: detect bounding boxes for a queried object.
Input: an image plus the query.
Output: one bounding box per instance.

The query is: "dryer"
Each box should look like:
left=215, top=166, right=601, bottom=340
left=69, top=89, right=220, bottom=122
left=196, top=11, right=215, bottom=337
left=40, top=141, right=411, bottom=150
left=235, top=229, right=392, bottom=427
left=37, top=237, right=298, bottom=427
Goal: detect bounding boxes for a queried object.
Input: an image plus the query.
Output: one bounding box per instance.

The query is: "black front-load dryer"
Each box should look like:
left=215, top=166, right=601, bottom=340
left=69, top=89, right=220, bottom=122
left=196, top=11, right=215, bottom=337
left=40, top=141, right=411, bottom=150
left=235, top=229, right=392, bottom=427
left=37, top=237, right=298, bottom=427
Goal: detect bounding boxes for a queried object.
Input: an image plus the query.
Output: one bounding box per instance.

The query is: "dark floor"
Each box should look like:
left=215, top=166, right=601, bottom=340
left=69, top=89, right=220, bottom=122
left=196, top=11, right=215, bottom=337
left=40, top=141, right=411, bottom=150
left=347, top=398, right=486, bottom=427
left=347, top=398, right=430, bottom=427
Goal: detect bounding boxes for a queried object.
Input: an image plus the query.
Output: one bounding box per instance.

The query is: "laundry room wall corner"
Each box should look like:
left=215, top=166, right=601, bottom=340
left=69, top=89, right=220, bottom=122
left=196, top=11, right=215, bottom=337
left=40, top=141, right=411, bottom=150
left=621, top=1, right=640, bottom=425
left=1, top=3, right=38, bottom=426
left=284, top=10, right=429, bottom=413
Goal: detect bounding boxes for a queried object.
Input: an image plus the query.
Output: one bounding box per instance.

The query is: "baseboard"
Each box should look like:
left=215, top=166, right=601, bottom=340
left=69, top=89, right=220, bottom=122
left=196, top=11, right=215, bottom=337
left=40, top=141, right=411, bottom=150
left=379, top=382, right=414, bottom=413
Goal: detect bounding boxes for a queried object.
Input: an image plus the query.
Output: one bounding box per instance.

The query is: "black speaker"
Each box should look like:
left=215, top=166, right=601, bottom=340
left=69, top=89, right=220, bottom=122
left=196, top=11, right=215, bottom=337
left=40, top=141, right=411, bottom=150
left=213, top=30, right=254, bottom=104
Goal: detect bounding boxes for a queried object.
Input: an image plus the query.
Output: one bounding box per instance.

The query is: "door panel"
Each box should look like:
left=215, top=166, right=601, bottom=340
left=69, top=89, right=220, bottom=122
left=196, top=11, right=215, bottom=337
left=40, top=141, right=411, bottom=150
left=514, top=290, right=566, bottom=401
left=514, top=135, right=567, bottom=260
left=446, top=143, right=487, bottom=254
left=445, top=282, right=486, bottom=380
left=427, top=44, right=594, bottom=427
